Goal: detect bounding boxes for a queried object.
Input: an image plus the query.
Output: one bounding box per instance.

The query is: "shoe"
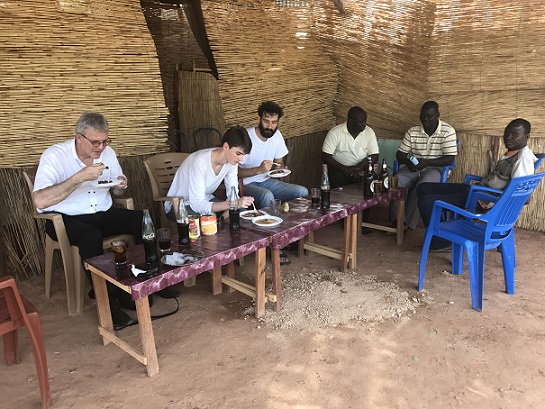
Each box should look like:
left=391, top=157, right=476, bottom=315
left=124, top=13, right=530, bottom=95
left=361, top=227, right=373, bottom=235
left=157, top=285, right=182, bottom=299
left=279, top=250, right=291, bottom=266
left=110, top=299, right=137, bottom=331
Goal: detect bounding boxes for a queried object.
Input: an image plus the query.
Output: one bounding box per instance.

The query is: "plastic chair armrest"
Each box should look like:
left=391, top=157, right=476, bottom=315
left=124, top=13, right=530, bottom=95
left=431, top=200, right=483, bottom=221
left=464, top=174, right=483, bottom=184
left=113, top=197, right=134, bottom=210
left=33, top=212, right=73, bottom=254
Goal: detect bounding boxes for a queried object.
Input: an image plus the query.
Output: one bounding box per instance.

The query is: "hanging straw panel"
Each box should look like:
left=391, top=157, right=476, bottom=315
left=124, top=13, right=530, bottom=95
left=201, top=0, right=337, bottom=138
left=312, top=0, right=436, bottom=138
left=141, top=0, right=210, bottom=149
left=0, top=0, right=170, bottom=168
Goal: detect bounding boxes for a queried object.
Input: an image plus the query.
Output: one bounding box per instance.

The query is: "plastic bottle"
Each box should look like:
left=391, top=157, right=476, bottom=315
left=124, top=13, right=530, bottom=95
left=229, top=186, right=240, bottom=231
left=142, top=209, right=158, bottom=264
left=320, top=164, right=330, bottom=209
left=177, top=197, right=190, bottom=245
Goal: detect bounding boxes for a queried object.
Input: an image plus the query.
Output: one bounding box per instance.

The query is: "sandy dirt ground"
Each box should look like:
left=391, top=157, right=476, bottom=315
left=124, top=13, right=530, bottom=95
left=3, top=222, right=545, bottom=409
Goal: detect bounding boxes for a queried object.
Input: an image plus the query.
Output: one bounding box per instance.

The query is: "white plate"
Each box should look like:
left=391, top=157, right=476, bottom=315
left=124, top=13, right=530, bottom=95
left=91, top=179, right=122, bottom=188
left=240, top=210, right=268, bottom=221
left=252, top=215, right=283, bottom=227
left=161, top=250, right=205, bottom=267
left=267, top=169, right=291, bottom=178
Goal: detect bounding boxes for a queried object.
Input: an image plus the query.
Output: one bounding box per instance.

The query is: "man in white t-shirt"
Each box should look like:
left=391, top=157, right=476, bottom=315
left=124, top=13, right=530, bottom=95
left=322, top=106, right=379, bottom=188
left=239, top=101, right=308, bottom=209
left=32, top=112, right=177, bottom=329
left=239, top=101, right=308, bottom=265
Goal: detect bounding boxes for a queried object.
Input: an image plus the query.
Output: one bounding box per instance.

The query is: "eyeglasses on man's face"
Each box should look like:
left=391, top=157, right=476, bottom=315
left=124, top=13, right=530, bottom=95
left=79, top=133, right=112, bottom=147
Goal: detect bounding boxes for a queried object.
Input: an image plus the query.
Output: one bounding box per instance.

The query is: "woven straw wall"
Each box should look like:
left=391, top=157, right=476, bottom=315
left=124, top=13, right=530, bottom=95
left=427, top=0, right=545, bottom=136
left=0, top=0, right=169, bottom=168
left=141, top=0, right=209, bottom=150
left=177, top=70, right=226, bottom=152
left=313, top=0, right=436, bottom=138
left=201, top=0, right=337, bottom=137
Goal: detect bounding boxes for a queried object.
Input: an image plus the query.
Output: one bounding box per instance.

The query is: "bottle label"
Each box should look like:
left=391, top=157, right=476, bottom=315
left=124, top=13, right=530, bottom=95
left=188, top=215, right=200, bottom=240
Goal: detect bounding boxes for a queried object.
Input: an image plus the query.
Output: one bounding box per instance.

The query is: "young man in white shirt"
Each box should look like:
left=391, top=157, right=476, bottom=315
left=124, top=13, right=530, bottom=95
left=238, top=101, right=308, bottom=209
left=239, top=101, right=308, bottom=265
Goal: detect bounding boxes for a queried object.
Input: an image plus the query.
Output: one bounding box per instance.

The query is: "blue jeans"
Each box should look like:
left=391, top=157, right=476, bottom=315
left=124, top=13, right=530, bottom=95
left=244, top=179, right=308, bottom=209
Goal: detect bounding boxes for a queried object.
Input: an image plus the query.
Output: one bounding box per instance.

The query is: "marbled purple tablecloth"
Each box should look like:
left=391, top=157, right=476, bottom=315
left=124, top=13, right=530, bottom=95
left=84, top=226, right=270, bottom=300
left=243, top=197, right=349, bottom=250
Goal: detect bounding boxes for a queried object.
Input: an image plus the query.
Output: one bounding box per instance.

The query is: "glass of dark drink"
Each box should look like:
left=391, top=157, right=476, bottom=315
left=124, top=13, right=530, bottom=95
left=156, top=228, right=171, bottom=255
left=229, top=208, right=240, bottom=231
left=311, top=188, right=320, bottom=207
left=111, top=239, right=127, bottom=269
left=177, top=221, right=190, bottom=245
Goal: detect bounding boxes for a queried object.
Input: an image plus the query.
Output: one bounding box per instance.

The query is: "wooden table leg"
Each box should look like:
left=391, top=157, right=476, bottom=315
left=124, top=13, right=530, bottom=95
left=342, top=216, right=350, bottom=272
left=271, top=247, right=282, bottom=312
left=135, top=297, right=159, bottom=377
left=397, top=199, right=405, bottom=245
left=211, top=266, right=222, bottom=295
left=255, top=247, right=266, bottom=318
left=91, top=273, right=113, bottom=345
left=348, top=214, right=358, bottom=269
left=226, top=261, right=235, bottom=293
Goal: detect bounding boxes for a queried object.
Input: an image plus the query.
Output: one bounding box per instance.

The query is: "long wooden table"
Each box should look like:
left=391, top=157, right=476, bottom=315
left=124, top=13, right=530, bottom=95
left=84, top=187, right=407, bottom=376
left=84, top=227, right=270, bottom=377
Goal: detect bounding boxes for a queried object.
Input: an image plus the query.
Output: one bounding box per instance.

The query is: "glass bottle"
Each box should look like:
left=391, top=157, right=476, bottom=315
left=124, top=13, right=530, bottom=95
left=379, top=159, right=389, bottom=193
left=364, top=157, right=374, bottom=198
left=320, top=164, right=330, bottom=209
left=142, top=209, right=158, bottom=264
left=177, top=197, right=190, bottom=245
left=229, top=186, right=240, bottom=231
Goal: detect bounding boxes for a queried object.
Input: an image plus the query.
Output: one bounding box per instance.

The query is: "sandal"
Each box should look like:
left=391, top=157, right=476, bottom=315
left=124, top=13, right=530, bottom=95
left=279, top=250, right=291, bottom=266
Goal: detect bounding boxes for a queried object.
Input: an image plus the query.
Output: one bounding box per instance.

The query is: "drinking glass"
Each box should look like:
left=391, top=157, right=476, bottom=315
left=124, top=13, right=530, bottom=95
left=311, top=188, right=320, bottom=207
left=111, top=239, right=127, bottom=269
left=390, top=176, right=399, bottom=190
left=271, top=199, right=282, bottom=216
left=157, top=228, right=171, bottom=254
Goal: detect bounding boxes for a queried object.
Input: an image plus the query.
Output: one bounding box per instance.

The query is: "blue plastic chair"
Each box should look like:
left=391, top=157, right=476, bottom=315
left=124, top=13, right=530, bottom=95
left=393, top=140, right=459, bottom=183
left=193, top=127, right=221, bottom=151
left=418, top=172, right=545, bottom=312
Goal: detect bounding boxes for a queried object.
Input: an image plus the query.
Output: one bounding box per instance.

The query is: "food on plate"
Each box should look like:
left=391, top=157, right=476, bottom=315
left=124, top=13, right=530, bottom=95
left=255, top=218, right=277, bottom=225
left=97, top=180, right=113, bottom=184
left=246, top=211, right=264, bottom=217
left=270, top=169, right=285, bottom=176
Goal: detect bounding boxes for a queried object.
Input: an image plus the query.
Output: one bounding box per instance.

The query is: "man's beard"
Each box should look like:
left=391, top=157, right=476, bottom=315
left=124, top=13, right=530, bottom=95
left=258, top=122, right=277, bottom=139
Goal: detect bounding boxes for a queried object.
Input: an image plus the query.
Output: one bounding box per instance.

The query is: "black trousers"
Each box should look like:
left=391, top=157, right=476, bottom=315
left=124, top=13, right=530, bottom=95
left=45, top=207, right=143, bottom=288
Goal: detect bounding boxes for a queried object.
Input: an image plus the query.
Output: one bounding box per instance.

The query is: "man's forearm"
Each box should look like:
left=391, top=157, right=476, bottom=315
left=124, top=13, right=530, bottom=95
left=238, top=166, right=263, bottom=178
left=32, top=177, right=82, bottom=210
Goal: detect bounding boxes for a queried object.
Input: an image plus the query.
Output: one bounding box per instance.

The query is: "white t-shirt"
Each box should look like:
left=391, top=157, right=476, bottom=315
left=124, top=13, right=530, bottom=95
left=33, top=139, right=123, bottom=215
left=240, top=126, right=289, bottom=184
left=322, top=122, right=379, bottom=166
left=165, top=148, right=239, bottom=214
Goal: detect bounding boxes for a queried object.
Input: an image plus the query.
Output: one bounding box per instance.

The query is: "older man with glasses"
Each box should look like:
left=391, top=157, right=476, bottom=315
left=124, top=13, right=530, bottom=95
left=32, top=112, right=180, bottom=330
